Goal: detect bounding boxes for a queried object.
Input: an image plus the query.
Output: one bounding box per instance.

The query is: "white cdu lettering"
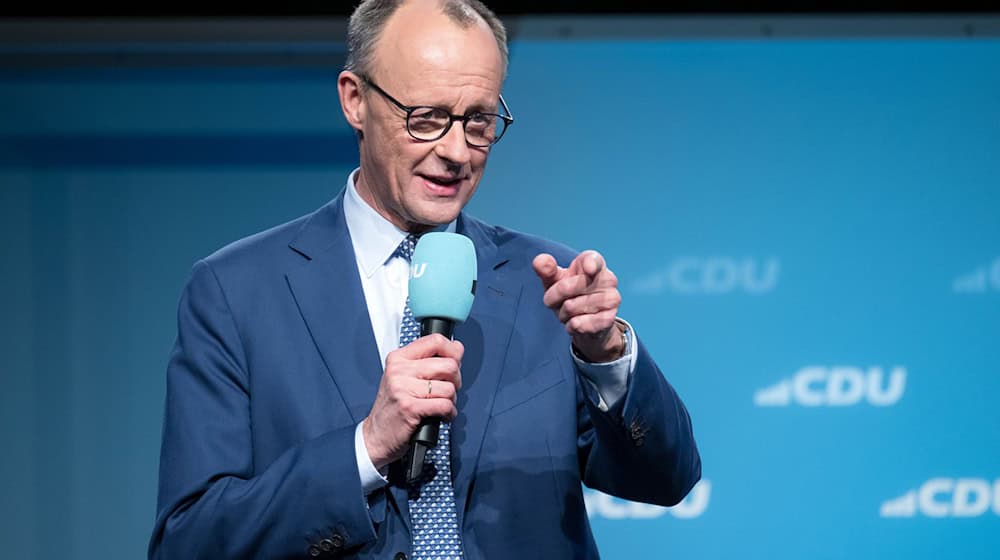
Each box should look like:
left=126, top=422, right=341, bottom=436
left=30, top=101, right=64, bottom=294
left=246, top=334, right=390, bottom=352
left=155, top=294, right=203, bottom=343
left=790, top=366, right=906, bottom=407
left=583, top=480, right=711, bottom=519
left=792, top=367, right=827, bottom=407
left=825, top=367, right=866, bottom=406
left=865, top=367, right=907, bottom=406
left=952, top=479, right=991, bottom=517
left=639, top=257, right=779, bottom=295
left=915, top=478, right=996, bottom=517
left=918, top=478, right=953, bottom=518
left=882, top=478, right=1000, bottom=518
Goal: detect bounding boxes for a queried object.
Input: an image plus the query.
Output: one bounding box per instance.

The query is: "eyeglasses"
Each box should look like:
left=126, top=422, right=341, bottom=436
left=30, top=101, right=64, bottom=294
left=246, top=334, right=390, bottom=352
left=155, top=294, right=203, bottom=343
left=359, top=74, right=514, bottom=147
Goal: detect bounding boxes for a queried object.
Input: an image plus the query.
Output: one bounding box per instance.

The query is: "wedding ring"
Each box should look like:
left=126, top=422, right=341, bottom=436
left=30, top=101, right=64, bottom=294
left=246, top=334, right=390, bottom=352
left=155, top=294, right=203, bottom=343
left=427, top=380, right=433, bottom=397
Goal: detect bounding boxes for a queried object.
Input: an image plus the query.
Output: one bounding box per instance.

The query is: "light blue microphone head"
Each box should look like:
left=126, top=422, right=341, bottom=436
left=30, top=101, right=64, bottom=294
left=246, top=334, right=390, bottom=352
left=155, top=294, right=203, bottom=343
left=408, top=232, right=477, bottom=322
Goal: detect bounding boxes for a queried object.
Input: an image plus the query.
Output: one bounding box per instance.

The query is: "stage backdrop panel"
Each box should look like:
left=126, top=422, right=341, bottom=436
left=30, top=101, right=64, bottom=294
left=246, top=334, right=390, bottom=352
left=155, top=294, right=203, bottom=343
left=1, top=18, right=998, bottom=560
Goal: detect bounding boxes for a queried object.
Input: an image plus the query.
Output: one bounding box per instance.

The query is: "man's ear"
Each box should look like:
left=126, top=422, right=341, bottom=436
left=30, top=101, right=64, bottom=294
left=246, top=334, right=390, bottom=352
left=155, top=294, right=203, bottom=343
left=338, top=71, right=366, bottom=134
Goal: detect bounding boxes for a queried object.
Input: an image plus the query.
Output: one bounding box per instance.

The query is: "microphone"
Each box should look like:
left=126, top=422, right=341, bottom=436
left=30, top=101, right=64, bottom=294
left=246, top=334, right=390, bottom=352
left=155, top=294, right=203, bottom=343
left=405, top=232, right=477, bottom=484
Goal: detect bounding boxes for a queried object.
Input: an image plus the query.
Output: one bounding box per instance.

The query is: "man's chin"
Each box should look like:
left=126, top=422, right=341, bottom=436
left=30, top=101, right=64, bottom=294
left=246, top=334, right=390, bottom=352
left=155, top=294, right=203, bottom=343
left=410, top=201, right=464, bottom=228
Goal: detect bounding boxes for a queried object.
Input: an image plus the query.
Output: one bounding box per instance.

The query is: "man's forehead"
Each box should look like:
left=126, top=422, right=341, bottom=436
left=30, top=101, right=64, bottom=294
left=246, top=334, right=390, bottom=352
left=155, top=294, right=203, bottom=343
left=377, top=2, right=497, bottom=64
left=371, top=4, right=503, bottom=95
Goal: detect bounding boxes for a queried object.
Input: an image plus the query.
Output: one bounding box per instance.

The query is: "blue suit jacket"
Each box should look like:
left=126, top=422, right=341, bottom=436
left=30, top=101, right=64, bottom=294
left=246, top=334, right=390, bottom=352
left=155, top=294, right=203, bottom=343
left=149, top=193, right=700, bottom=559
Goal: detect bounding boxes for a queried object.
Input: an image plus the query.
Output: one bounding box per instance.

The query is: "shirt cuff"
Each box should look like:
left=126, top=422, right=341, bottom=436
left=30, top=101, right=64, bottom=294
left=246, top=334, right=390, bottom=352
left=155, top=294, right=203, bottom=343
left=571, top=318, right=638, bottom=412
left=354, top=422, right=389, bottom=495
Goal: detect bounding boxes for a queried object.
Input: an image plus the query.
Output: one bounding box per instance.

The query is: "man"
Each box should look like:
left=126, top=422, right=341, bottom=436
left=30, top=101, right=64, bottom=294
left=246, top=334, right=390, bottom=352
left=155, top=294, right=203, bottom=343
left=149, top=0, right=700, bottom=558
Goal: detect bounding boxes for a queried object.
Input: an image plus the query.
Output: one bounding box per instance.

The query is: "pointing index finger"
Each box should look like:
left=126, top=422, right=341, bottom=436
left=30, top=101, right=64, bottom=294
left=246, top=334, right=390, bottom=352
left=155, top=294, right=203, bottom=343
left=533, top=253, right=563, bottom=290
left=582, top=250, right=605, bottom=278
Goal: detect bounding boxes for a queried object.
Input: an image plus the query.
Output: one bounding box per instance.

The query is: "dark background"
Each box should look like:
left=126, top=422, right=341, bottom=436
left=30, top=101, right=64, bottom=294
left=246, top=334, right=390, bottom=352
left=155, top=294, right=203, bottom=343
left=3, top=1, right=999, bottom=17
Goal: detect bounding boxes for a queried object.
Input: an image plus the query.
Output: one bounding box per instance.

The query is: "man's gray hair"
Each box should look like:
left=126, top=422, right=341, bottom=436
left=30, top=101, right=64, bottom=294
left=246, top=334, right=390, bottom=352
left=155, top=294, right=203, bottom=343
left=344, top=0, right=509, bottom=79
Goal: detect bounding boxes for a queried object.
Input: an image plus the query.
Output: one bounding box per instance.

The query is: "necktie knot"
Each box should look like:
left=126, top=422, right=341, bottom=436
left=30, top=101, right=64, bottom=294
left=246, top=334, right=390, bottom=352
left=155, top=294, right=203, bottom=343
left=394, top=233, right=420, bottom=262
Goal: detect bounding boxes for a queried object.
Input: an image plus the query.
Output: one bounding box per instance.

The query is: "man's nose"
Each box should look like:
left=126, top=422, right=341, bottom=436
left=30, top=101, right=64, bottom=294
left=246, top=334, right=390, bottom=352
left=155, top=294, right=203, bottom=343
left=433, top=121, right=473, bottom=166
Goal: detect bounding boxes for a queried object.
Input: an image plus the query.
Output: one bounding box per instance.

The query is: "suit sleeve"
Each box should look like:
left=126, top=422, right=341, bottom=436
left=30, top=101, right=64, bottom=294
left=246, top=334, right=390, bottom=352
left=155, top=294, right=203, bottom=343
left=148, top=260, right=377, bottom=559
left=575, top=335, right=702, bottom=506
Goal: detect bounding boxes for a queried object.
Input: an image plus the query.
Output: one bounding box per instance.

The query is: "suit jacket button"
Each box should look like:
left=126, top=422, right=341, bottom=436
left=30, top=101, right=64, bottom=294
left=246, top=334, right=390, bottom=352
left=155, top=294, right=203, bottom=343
left=319, top=538, right=334, bottom=552
left=629, top=420, right=647, bottom=444
left=330, top=534, right=345, bottom=549
left=308, top=544, right=321, bottom=557
left=394, top=553, right=408, bottom=560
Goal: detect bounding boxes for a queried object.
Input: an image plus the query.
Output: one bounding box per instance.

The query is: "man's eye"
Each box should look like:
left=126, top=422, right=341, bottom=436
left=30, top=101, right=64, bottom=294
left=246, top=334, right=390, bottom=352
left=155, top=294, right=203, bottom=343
left=468, top=113, right=492, bottom=125
left=411, top=108, right=442, bottom=121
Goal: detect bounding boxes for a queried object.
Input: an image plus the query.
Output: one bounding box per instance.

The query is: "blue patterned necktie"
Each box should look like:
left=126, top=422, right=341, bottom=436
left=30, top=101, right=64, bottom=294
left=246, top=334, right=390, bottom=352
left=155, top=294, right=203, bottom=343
left=394, top=234, right=465, bottom=560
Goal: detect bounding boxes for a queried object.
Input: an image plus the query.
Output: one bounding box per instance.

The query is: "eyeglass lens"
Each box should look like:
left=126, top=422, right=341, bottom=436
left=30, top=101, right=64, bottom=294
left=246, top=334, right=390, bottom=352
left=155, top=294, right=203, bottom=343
left=407, top=107, right=503, bottom=146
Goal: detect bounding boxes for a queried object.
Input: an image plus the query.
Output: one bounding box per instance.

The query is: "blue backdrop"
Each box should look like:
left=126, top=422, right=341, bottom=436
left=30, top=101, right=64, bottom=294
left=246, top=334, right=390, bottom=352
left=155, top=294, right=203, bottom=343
left=1, top=23, right=998, bottom=559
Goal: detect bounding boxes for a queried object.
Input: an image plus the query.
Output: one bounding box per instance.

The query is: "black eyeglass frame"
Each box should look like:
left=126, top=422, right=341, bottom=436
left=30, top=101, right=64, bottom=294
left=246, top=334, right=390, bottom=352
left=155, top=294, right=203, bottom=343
left=359, top=74, right=514, bottom=147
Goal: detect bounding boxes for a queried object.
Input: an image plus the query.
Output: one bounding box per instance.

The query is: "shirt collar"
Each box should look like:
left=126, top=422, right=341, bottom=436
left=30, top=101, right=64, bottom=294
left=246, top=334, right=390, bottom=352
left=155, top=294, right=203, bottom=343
left=342, top=168, right=456, bottom=278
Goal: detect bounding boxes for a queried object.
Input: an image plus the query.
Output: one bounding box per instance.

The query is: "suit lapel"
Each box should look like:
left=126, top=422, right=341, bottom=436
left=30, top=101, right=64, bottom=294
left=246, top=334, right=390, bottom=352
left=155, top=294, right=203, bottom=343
left=285, top=202, right=521, bottom=535
left=286, top=197, right=416, bottom=531
left=450, top=214, right=521, bottom=529
left=284, top=193, right=384, bottom=424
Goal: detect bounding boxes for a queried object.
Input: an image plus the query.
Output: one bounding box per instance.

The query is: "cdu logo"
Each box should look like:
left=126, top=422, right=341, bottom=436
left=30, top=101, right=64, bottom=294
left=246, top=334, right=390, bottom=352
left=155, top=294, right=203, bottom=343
left=952, top=257, right=1000, bottom=294
left=754, top=366, right=906, bottom=407
left=880, top=478, right=1000, bottom=518
left=409, top=262, right=427, bottom=279
left=633, top=257, right=780, bottom=295
left=584, top=480, right=711, bottom=520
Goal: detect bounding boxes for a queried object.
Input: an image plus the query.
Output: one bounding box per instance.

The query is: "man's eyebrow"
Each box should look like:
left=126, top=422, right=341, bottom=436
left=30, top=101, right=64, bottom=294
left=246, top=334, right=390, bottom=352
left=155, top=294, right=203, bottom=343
left=418, top=96, right=498, bottom=114
left=462, top=101, right=499, bottom=114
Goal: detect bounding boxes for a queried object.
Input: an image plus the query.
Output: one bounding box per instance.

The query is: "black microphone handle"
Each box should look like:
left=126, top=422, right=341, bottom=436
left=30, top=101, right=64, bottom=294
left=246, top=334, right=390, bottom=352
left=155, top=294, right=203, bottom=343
left=405, top=317, right=455, bottom=484
left=420, top=317, right=454, bottom=339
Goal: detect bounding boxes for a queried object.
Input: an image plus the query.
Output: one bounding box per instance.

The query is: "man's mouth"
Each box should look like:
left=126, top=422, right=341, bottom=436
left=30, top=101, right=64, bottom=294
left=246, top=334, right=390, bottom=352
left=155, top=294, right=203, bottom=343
left=419, top=174, right=464, bottom=192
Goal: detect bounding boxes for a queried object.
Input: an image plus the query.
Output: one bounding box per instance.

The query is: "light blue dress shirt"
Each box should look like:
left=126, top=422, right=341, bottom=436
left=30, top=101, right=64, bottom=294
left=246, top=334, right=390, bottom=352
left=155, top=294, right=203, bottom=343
left=341, top=169, right=637, bottom=494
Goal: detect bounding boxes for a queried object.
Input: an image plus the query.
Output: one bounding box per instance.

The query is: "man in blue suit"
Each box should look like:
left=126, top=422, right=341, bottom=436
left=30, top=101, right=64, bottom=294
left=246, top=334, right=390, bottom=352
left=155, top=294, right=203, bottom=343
left=149, top=1, right=700, bottom=558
